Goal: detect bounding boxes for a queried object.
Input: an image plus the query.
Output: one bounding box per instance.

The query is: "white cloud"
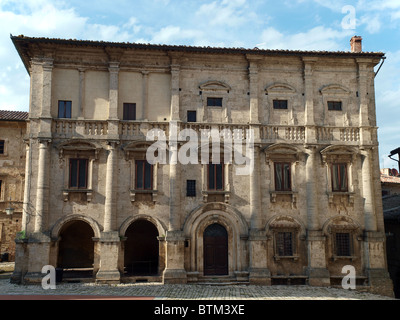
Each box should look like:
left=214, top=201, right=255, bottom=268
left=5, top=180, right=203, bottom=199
left=258, top=26, right=353, bottom=51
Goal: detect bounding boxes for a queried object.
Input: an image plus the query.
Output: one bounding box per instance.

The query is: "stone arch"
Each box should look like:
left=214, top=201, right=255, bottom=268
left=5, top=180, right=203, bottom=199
left=183, top=203, right=249, bottom=276
left=51, top=214, right=102, bottom=239
left=265, top=82, right=297, bottom=94
left=322, top=215, right=362, bottom=236
left=119, top=214, right=167, bottom=238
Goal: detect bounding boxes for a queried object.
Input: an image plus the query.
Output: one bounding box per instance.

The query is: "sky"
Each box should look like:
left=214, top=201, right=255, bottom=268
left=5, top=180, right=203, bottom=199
left=0, top=0, right=399, bottom=169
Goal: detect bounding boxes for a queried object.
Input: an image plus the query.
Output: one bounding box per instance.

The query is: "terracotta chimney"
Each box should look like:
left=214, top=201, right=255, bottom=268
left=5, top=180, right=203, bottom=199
left=350, top=36, right=362, bottom=53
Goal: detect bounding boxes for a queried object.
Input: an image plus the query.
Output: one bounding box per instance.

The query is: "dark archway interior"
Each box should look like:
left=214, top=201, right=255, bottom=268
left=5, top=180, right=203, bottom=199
left=58, top=220, right=94, bottom=269
left=124, top=220, right=159, bottom=275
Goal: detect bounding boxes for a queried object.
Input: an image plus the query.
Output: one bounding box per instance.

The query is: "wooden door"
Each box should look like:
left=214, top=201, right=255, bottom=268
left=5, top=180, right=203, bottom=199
left=203, top=223, right=228, bottom=275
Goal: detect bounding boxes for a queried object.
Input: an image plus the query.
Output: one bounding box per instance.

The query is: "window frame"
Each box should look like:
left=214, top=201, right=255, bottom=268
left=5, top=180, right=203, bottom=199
left=58, top=100, right=72, bottom=119
left=273, top=99, right=288, bottom=110
left=327, top=101, right=343, bottom=111
left=135, top=159, right=153, bottom=190
left=123, top=103, right=136, bottom=120
left=206, top=97, right=223, bottom=107
left=0, top=140, right=4, bottom=155
left=331, top=163, right=348, bottom=192
left=334, top=232, right=352, bottom=257
left=274, top=162, right=292, bottom=192
left=69, top=158, right=89, bottom=189
left=186, top=180, right=196, bottom=197
left=187, top=110, right=197, bottom=123
left=275, top=231, right=294, bottom=257
left=207, top=163, right=224, bottom=191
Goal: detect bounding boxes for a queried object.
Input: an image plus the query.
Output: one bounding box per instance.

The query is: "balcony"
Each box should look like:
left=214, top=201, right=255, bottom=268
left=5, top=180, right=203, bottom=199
left=50, top=119, right=364, bottom=145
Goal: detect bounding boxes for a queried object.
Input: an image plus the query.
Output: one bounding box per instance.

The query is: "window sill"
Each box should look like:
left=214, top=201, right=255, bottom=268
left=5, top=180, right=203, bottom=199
left=332, top=255, right=357, bottom=262
left=130, top=189, right=158, bottom=203
left=63, top=189, right=93, bottom=202
left=327, top=192, right=355, bottom=205
left=274, top=255, right=299, bottom=261
left=202, top=190, right=230, bottom=203
left=270, top=191, right=297, bottom=207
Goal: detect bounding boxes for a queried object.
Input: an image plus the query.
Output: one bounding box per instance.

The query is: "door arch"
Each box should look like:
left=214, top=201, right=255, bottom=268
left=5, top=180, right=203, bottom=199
left=57, top=220, right=94, bottom=269
left=124, top=219, right=159, bottom=275
left=203, top=223, right=228, bottom=275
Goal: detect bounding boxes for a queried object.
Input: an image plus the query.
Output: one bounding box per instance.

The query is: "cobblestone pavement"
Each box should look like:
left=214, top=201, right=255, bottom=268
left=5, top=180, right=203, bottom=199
left=0, top=279, right=396, bottom=300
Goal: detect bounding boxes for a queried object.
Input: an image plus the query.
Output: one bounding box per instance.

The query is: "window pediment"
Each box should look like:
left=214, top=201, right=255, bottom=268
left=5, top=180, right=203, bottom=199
left=265, top=83, right=297, bottom=95
left=320, top=84, right=351, bottom=96
left=263, top=143, right=303, bottom=163
left=199, top=80, right=231, bottom=92
left=320, top=145, right=357, bottom=164
left=57, top=140, right=100, bottom=159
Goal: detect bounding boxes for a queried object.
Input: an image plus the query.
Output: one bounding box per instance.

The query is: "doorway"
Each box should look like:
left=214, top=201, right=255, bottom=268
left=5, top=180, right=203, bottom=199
left=203, top=223, right=228, bottom=275
left=124, top=219, right=159, bottom=275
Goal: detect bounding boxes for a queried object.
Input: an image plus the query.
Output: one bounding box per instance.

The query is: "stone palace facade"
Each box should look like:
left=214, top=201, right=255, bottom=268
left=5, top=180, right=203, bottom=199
left=10, top=35, right=393, bottom=296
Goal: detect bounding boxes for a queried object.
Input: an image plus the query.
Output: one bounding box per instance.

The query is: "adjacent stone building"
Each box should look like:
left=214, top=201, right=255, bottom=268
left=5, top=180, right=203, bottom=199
left=10, top=34, right=393, bottom=296
left=0, top=110, right=28, bottom=261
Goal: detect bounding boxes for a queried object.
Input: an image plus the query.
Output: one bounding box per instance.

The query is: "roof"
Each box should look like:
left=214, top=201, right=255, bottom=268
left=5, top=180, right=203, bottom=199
left=11, top=35, right=386, bottom=74
left=0, top=110, right=28, bottom=121
left=381, top=174, right=400, bottom=184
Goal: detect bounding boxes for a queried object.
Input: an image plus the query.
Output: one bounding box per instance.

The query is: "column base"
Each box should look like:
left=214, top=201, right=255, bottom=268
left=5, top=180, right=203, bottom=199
left=95, top=270, right=121, bottom=284
left=163, top=269, right=187, bottom=284
left=248, top=268, right=271, bottom=285
left=306, top=267, right=330, bottom=287
left=367, top=268, right=394, bottom=297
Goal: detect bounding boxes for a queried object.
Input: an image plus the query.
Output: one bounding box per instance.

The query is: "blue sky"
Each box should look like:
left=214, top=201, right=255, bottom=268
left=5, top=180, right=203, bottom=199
left=0, top=0, right=399, bottom=169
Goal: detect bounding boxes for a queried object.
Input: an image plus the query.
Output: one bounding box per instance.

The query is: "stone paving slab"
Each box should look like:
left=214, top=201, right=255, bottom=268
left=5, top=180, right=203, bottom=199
left=0, top=279, right=395, bottom=300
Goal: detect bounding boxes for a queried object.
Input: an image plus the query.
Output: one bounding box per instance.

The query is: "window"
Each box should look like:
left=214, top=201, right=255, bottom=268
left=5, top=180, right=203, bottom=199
left=186, top=180, right=196, bottom=197
left=276, top=232, right=293, bottom=256
left=207, top=97, right=223, bottom=107
left=58, top=100, right=72, bottom=118
left=274, top=163, right=291, bottom=191
left=335, top=232, right=351, bottom=256
left=123, top=103, right=136, bottom=120
left=331, top=163, right=348, bottom=192
left=0, top=140, right=4, bottom=154
left=328, top=101, right=342, bottom=111
left=135, top=160, right=153, bottom=190
left=69, top=159, right=88, bottom=189
left=208, top=163, right=224, bottom=190
left=273, top=100, right=288, bottom=110
left=187, top=110, right=197, bottom=122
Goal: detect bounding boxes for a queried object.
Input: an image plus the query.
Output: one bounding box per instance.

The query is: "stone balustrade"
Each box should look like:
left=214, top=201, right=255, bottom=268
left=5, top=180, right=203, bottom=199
left=51, top=119, right=362, bottom=145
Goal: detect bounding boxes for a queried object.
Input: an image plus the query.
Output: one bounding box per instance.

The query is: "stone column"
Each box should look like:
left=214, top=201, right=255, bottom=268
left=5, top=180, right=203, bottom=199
left=96, top=141, right=121, bottom=284
left=361, top=147, right=393, bottom=296
left=170, top=64, right=180, bottom=121
left=303, top=58, right=317, bottom=144
left=104, top=141, right=118, bottom=232
left=163, top=128, right=187, bottom=284
left=21, top=141, right=31, bottom=232
left=78, top=68, right=86, bottom=119
left=305, top=146, right=330, bottom=286
left=34, top=139, right=50, bottom=234
left=247, top=55, right=261, bottom=124
left=248, top=146, right=270, bottom=284
left=141, top=71, right=149, bottom=120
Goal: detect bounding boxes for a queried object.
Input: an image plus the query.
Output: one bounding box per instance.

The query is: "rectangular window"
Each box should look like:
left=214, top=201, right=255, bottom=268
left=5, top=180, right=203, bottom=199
left=136, top=160, right=153, bottom=190
left=123, top=103, right=136, bottom=120
left=276, top=232, right=293, bottom=256
left=273, top=100, right=288, bottom=110
left=187, top=110, right=197, bottom=122
left=207, top=97, right=223, bottom=107
left=208, top=163, right=224, bottom=190
left=332, top=163, right=348, bottom=192
left=69, top=159, right=88, bottom=189
left=335, top=233, right=351, bottom=256
left=328, top=101, right=342, bottom=111
left=0, top=140, right=4, bottom=154
left=186, top=180, right=196, bottom=197
left=274, top=163, right=291, bottom=191
left=58, top=101, right=72, bottom=118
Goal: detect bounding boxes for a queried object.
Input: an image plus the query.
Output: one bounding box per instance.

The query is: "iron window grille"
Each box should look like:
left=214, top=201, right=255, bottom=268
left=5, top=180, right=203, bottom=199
left=335, top=232, right=352, bottom=256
